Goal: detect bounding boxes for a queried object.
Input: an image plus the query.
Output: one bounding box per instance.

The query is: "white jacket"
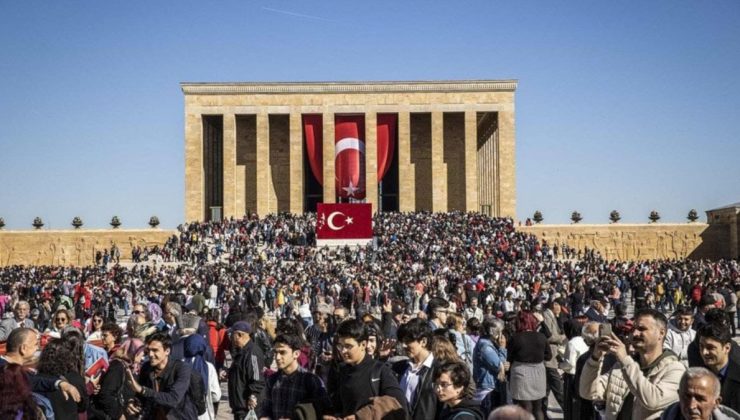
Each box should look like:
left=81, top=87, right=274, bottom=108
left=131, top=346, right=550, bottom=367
left=198, top=361, right=222, bottom=420
left=663, top=321, right=695, bottom=366
left=580, top=350, right=686, bottom=420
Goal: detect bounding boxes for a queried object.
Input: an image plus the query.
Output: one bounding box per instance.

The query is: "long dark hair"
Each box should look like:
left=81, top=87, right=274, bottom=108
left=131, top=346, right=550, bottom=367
left=37, top=338, right=79, bottom=377
left=0, top=364, right=40, bottom=419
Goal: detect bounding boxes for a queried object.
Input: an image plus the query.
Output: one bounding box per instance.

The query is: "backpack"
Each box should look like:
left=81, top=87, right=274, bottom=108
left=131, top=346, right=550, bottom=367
left=189, top=369, right=207, bottom=416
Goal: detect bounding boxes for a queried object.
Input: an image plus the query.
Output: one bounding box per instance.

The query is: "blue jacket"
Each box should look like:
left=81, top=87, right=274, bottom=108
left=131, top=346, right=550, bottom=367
left=472, top=338, right=506, bottom=391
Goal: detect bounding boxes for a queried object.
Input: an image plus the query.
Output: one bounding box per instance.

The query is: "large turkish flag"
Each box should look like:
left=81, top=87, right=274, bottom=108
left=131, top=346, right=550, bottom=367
left=335, top=116, right=366, bottom=199
left=316, top=203, right=373, bottom=240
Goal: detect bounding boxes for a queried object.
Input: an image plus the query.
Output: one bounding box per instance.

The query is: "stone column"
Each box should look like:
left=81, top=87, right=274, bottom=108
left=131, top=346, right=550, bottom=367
left=431, top=111, right=447, bottom=212
left=498, top=107, right=516, bottom=218
left=222, top=113, right=237, bottom=219
left=289, top=111, right=304, bottom=214
left=256, top=112, right=270, bottom=216
left=730, top=216, right=739, bottom=260
left=464, top=110, right=479, bottom=213
left=322, top=111, right=335, bottom=203
left=365, top=111, right=378, bottom=212
left=397, top=111, right=414, bottom=212
left=184, top=113, right=203, bottom=222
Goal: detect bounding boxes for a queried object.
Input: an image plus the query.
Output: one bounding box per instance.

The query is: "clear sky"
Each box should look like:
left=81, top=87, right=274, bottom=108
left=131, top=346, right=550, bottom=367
left=1, top=1, right=739, bottom=229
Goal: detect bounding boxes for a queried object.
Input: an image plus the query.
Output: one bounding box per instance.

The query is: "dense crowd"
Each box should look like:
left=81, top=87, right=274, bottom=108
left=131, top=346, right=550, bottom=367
left=0, top=211, right=739, bottom=420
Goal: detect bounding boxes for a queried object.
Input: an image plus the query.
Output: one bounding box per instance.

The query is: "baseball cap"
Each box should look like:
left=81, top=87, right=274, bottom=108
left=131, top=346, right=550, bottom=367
left=230, top=321, right=252, bottom=334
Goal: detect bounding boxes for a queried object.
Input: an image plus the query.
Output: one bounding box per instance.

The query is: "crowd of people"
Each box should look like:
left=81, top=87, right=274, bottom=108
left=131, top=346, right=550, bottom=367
left=0, top=211, right=738, bottom=420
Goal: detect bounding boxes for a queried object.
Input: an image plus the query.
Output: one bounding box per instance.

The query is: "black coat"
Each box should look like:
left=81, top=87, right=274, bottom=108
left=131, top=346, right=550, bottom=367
left=228, top=340, right=266, bottom=413
left=39, top=371, right=88, bottom=420
left=328, top=355, right=408, bottom=417
left=720, top=356, right=740, bottom=414
left=392, top=357, right=440, bottom=420
left=92, top=359, right=133, bottom=420
left=138, top=358, right=198, bottom=420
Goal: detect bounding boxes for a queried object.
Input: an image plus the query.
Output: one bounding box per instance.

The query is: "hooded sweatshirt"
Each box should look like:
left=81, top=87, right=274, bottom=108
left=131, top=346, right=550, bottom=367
left=439, top=399, right=485, bottom=420
left=663, top=320, right=695, bottom=366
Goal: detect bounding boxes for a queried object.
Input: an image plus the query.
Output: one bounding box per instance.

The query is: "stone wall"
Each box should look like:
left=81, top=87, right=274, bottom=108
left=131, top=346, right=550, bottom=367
left=0, top=230, right=175, bottom=267
left=518, top=223, right=728, bottom=261
left=183, top=80, right=517, bottom=220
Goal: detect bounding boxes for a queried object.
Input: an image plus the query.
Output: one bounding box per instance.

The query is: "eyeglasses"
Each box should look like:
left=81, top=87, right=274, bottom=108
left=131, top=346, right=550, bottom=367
left=434, top=382, right=454, bottom=389
left=132, top=310, right=143, bottom=315
left=336, top=343, right=357, bottom=352
left=93, top=319, right=103, bottom=323
left=55, top=317, right=67, bottom=322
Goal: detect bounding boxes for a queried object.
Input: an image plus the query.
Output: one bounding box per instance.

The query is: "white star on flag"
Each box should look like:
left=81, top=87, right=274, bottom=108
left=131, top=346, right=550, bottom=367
left=346, top=217, right=354, bottom=225
left=342, top=181, right=360, bottom=197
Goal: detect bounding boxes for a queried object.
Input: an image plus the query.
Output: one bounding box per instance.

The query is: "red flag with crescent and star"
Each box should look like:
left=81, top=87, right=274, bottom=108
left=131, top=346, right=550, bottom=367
left=316, top=203, right=373, bottom=240
left=335, top=115, right=366, bottom=199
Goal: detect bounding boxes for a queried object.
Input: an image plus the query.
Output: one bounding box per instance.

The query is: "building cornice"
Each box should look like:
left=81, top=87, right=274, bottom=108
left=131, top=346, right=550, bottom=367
left=181, top=80, right=518, bottom=95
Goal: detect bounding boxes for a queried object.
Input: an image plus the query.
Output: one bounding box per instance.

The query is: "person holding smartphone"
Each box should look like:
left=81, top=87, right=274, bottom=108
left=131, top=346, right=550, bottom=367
left=579, top=309, right=686, bottom=420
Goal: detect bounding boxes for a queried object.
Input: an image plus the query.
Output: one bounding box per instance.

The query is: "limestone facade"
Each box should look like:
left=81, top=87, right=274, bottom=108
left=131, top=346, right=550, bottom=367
left=706, top=203, right=740, bottom=259
left=182, top=80, right=517, bottom=221
left=518, top=224, right=725, bottom=261
left=0, top=230, right=175, bottom=267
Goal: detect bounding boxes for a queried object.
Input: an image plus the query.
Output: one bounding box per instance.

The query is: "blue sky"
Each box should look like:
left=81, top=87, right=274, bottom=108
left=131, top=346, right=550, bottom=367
left=1, top=1, right=739, bottom=229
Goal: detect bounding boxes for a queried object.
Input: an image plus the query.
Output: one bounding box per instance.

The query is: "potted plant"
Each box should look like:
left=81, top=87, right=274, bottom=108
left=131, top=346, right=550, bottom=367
left=609, top=210, right=621, bottom=224
left=533, top=210, right=543, bottom=224
left=32, top=217, right=44, bottom=230
left=110, top=216, right=122, bottom=229
left=72, top=216, right=83, bottom=229
left=649, top=210, right=660, bottom=223
left=149, top=216, right=160, bottom=228
left=571, top=211, right=582, bottom=224
left=687, top=209, right=699, bottom=223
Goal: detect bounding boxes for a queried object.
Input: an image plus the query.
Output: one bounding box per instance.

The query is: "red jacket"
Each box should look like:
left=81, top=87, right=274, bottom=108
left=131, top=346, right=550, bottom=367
left=207, top=321, right=230, bottom=365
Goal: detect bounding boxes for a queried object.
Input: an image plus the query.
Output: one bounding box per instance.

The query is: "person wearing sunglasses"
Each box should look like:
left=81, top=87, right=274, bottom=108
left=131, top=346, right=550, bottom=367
left=45, top=308, right=72, bottom=338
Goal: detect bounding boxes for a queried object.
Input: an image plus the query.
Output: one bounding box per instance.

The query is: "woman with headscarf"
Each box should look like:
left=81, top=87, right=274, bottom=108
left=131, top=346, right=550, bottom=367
left=91, top=338, right=145, bottom=420
left=506, top=304, right=550, bottom=420
left=183, top=333, right=221, bottom=420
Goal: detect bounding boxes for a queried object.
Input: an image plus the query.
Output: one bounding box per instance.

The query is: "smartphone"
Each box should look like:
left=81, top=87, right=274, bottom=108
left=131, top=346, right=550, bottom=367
left=599, top=323, right=612, bottom=337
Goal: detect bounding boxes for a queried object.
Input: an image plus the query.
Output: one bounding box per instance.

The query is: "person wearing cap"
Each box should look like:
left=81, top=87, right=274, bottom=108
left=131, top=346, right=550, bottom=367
left=224, top=320, right=266, bottom=420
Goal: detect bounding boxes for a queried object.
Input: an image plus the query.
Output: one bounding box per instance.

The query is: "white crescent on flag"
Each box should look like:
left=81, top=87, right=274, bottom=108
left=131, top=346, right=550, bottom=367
left=327, top=211, right=346, bottom=230
left=335, top=137, right=365, bottom=156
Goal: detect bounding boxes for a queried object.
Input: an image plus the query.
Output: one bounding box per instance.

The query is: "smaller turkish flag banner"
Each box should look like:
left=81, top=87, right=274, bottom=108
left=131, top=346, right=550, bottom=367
left=316, top=203, right=373, bottom=240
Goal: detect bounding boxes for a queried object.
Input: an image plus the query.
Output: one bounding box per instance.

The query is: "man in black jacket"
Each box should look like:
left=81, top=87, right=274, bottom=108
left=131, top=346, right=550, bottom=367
left=697, top=322, right=740, bottom=413
left=225, top=321, right=266, bottom=420
left=126, top=332, right=198, bottom=420
left=326, top=319, right=408, bottom=419
left=393, top=318, right=439, bottom=420
left=0, top=328, right=81, bottom=402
